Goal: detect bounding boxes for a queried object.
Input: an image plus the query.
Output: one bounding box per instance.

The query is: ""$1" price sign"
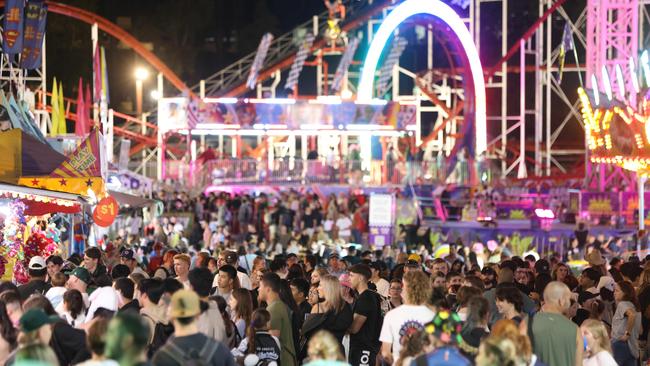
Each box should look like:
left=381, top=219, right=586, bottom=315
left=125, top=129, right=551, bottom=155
left=93, top=196, right=119, bottom=227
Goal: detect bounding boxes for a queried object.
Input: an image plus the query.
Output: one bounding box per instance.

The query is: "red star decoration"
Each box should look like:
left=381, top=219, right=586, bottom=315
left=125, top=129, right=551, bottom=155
left=30, top=178, right=39, bottom=186
left=85, top=179, right=93, bottom=187
left=58, top=178, right=67, bottom=186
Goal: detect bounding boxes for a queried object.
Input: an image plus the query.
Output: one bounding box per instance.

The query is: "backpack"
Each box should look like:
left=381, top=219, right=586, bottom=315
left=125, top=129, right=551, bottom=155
left=252, top=332, right=281, bottom=366
left=144, top=315, right=175, bottom=358
left=376, top=292, right=391, bottom=318
left=159, top=336, right=220, bottom=366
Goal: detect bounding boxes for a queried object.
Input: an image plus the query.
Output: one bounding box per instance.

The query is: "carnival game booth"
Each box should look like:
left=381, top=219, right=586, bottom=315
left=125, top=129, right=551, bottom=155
left=0, top=126, right=111, bottom=279
left=0, top=182, right=87, bottom=282
left=158, top=96, right=419, bottom=187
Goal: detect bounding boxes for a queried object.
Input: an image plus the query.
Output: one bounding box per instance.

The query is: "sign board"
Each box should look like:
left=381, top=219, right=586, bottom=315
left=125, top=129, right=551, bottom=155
left=158, top=97, right=188, bottom=131
left=369, top=194, right=394, bottom=226
left=369, top=193, right=394, bottom=248
left=93, top=195, right=118, bottom=227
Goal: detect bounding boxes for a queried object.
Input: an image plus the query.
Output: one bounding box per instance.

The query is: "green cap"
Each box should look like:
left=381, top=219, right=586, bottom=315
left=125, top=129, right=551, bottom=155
left=20, top=309, right=60, bottom=332
left=70, top=267, right=91, bottom=284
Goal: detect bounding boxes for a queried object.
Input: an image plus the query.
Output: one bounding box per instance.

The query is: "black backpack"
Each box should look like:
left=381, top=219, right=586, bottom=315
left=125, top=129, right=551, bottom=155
left=159, top=336, right=220, bottom=366
left=144, top=315, right=175, bottom=358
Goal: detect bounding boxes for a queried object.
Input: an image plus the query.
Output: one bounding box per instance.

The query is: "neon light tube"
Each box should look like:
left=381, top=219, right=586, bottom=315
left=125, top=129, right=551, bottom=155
left=203, top=97, right=238, bottom=104
left=601, top=66, right=613, bottom=101
left=356, top=0, right=486, bottom=155
left=248, top=98, right=296, bottom=104
left=591, top=75, right=600, bottom=106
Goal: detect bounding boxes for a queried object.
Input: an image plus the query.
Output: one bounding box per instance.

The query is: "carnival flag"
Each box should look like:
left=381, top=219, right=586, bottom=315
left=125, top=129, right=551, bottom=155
left=20, top=0, right=47, bottom=70
left=558, top=22, right=574, bottom=84
left=75, top=78, right=88, bottom=136
left=50, top=78, right=60, bottom=136
left=100, top=46, right=110, bottom=104
left=50, top=128, right=103, bottom=178
left=93, top=42, right=101, bottom=103
left=246, top=33, right=274, bottom=89
left=84, top=83, right=92, bottom=127
left=57, top=82, right=67, bottom=135
left=3, top=0, right=24, bottom=55
left=377, top=36, right=408, bottom=97
left=284, top=32, right=315, bottom=91
left=331, top=37, right=360, bottom=92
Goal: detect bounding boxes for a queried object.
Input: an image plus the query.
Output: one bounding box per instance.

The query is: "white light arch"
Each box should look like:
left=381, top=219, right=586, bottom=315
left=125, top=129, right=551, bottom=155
left=357, top=0, right=487, bottom=155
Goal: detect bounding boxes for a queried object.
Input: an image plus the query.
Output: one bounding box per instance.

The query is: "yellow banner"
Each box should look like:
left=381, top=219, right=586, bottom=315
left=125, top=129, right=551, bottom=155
left=17, top=176, right=105, bottom=198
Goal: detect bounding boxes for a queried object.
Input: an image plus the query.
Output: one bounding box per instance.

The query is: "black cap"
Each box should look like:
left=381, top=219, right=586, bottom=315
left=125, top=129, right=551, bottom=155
left=120, top=249, right=135, bottom=260
left=535, top=259, right=550, bottom=274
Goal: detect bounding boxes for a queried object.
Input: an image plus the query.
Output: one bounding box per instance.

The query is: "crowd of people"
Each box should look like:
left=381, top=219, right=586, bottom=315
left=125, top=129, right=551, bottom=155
left=1, top=189, right=650, bottom=366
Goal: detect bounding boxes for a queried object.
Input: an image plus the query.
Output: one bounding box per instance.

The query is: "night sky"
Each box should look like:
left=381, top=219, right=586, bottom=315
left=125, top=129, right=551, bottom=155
left=46, top=0, right=325, bottom=113
left=43, top=0, right=586, bottom=170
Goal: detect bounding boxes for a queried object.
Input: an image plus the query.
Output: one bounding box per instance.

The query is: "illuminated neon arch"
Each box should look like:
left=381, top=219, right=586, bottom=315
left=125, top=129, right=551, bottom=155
left=358, top=0, right=487, bottom=156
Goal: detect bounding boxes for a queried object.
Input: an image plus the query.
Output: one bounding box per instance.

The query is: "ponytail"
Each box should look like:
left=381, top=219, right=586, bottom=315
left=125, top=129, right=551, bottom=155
left=247, top=309, right=271, bottom=354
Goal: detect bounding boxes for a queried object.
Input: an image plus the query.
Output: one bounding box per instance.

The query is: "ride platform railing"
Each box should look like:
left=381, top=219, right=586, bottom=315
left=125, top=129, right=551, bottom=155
left=164, top=158, right=475, bottom=189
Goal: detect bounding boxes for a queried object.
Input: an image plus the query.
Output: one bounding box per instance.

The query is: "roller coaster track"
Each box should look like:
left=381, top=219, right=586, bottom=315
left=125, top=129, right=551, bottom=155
left=197, top=0, right=394, bottom=97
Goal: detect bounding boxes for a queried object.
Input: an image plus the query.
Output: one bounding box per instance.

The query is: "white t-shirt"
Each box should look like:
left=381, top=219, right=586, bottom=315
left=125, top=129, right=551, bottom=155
left=211, top=270, right=252, bottom=290
left=379, top=304, right=435, bottom=362
left=86, top=286, right=119, bottom=320
left=583, top=350, right=617, bottom=366
left=336, top=216, right=352, bottom=237
left=374, top=278, right=390, bottom=298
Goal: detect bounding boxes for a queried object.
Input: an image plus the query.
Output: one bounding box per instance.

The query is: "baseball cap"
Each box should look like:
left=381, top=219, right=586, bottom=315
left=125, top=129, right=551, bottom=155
left=534, top=259, right=550, bottom=274
left=408, top=253, right=422, bottom=263
left=338, top=273, right=352, bottom=288
left=169, top=289, right=201, bottom=318
left=224, top=251, right=238, bottom=264
left=328, top=253, right=340, bottom=259
left=69, top=267, right=91, bottom=284
left=349, top=264, right=372, bottom=279
left=28, top=256, right=46, bottom=270
left=596, top=276, right=615, bottom=292
left=120, top=249, right=135, bottom=260
left=20, top=309, right=60, bottom=332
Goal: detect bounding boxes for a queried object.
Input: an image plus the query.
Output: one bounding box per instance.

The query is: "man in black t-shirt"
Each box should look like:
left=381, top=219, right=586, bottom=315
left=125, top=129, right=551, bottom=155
left=348, top=264, right=381, bottom=366
left=18, top=256, right=51, bottom=301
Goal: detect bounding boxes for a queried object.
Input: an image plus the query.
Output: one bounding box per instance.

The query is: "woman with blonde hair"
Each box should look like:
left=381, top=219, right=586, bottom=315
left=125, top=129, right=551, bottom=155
left=581, top=319, right=617, bottom=366
left=299, top=275, right=352, bottom=362
left=490, top=319, right=542, bottom=365
left=303, top=330, right=349, bottom=366
left=475, top=337, right=519, bottom=366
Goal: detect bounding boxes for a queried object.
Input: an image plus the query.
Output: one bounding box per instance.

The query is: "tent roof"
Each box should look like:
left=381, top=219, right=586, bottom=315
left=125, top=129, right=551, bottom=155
left=109, top=190, right=157, bottom=208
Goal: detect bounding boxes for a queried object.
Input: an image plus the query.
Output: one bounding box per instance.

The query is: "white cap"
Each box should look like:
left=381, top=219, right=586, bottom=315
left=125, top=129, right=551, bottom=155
left=597, top=276, right=615, bottom=292
left=28, top=256, right=46, bottom=270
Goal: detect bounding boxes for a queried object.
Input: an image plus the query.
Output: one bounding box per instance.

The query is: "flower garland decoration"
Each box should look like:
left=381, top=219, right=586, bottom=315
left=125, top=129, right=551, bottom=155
left=0, top=201, right=26, bottom=278
left=0, top=200, right=26, bottom=276
left=14, top=231, right=58, bottom=285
